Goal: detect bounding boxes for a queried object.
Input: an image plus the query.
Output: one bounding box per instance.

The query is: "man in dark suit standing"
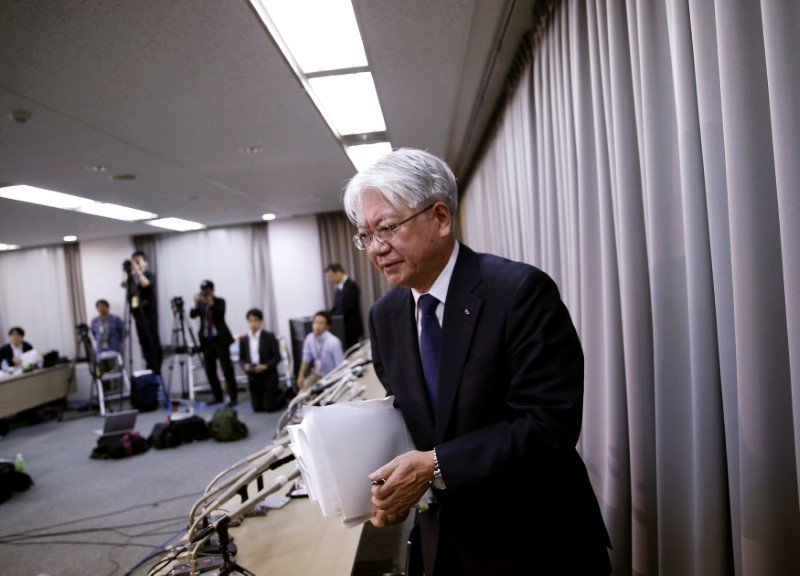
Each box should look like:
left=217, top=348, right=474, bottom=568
left=343, top=149, right=611, bottom=575
left=239, top=308, right=284, bottom=412
left=325, top=263, right=364, bottom=349
left=190, top=280, right=237, bottom=406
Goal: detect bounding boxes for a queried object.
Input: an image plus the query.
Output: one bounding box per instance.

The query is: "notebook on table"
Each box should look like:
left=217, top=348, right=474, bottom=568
left=93, top=410, right=138, bottom=439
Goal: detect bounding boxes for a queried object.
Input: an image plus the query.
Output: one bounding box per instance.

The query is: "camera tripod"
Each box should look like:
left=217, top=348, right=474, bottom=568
left=167, top=298, right=204, bottom=401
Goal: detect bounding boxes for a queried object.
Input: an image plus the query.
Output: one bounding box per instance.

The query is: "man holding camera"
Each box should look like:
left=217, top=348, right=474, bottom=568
left=190, top=280, right=237, bottom=406
left=122, top=251, right=162, bottom=376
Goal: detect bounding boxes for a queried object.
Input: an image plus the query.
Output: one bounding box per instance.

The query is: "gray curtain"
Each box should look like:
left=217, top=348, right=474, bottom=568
left=316, top=211, right=389, bottom=326
left=64, top=242, right=87, bottom=354
left=459, top=1, right=800, bottom=575
left=251, top=222, right=278, bottom=334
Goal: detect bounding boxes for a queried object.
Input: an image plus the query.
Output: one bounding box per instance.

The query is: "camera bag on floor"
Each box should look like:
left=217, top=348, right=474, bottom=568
left=91, top=431, right=149, bottom=459
left=172, top=415, right=210, bottom=443
left=0, top=461, right=33, bottom=505
left=131, top=373, right=160, bottom=412
left=208, top=406, right=248, bottom=442
left=148, top=420, right=182, bottom=449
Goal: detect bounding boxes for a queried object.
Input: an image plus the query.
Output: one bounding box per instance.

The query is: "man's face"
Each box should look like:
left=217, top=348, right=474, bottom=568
left=357, top=188, right=449, bottom=291
left=247, top=316, right=262, bottom=333
left=312, top=315, right=328, bottom=336
left=9, top=331, right=23, bottom=347
left=326, top=270, right=340, bottom=285
left=96, top=302, right=109, bottom=316
left=132, top=255, right=146, bottom=269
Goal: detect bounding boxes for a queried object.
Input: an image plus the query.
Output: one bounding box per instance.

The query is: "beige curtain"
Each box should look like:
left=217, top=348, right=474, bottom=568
left=459, top=1, right=800, bottom=574
left=316, top=211, right=389, bottom=325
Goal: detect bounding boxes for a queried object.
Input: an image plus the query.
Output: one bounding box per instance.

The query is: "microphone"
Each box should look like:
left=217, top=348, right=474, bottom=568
left=188, top=465, right=302, bottom=573
left=187, top=445, right=288, bottom=540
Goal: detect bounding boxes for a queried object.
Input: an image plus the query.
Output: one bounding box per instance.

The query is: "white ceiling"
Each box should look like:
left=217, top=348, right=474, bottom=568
left=0, top=0, right=535, bottom=248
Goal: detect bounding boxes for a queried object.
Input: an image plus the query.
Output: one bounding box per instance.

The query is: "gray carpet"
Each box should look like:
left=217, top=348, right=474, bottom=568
left=0, top=392, right=285, bottom=576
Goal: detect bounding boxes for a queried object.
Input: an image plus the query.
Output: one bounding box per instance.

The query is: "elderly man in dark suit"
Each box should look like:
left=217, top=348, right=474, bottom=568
left=343, top=148, right=611, bottom=575
left=325, top=263, right=364, bottom=349
left=190, top=280, right=237, bottom=406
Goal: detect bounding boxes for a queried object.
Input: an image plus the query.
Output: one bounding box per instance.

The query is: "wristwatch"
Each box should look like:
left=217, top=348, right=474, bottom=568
left=431, top=448, right=446, bottom=490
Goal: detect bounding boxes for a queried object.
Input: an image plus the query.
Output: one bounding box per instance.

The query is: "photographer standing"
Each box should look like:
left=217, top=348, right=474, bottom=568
left=190, top=280, right=237, bottom=406
left=122, top=251, right=163, bottom=376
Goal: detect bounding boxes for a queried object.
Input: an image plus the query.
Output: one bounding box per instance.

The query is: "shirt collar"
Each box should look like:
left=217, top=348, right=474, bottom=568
left=337, top=275, right=348, bottom=289
left=412, top=241, right=460, bottom=307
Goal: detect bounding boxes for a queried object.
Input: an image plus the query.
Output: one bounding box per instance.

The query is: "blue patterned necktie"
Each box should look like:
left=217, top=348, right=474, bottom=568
left=418, top=294, right=441, bottom=412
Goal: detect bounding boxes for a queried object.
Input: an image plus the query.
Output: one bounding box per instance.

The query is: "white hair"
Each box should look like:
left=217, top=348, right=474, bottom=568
left=342, top=148, right=459, bottom=225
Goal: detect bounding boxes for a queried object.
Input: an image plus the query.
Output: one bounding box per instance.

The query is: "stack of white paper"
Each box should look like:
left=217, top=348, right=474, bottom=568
left=287, top=396, right=413, bottom=527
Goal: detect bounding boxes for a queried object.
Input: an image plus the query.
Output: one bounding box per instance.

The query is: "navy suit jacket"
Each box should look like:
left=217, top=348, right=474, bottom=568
left=369, top=244, right=610, bottom=573
left=331, top=277, right=364, bottom=349
left=0, top=341, right=33, bottom=366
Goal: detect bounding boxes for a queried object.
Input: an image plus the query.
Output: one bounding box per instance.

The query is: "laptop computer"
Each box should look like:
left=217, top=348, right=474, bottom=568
left=93, top=409, right=138, bottom=439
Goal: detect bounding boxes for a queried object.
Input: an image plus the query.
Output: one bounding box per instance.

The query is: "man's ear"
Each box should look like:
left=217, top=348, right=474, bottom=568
left=432, top=202, right=452, bottom=236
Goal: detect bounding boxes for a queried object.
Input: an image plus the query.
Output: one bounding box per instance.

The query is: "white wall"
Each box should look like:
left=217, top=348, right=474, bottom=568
left=1, top=218, right=324, bottom=382
left=268, top=215, right=326, bottom=347
left=79, top=236, right=135, bottom=324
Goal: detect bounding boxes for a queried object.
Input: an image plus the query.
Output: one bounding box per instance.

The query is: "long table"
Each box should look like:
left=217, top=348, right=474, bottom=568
left=0, top=363, right=74, bottom=419
left=158, top=348, right=412, bottom=575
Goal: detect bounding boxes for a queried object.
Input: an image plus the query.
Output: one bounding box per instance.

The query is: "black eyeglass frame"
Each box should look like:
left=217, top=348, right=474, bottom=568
left=352, top=203, right=436, bottom=251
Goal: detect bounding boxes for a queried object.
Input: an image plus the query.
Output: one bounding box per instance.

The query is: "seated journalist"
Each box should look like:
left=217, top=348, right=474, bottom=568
left=0, top=326, right=35, bottom=367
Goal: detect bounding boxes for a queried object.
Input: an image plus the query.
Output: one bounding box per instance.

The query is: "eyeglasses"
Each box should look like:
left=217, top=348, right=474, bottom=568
left=352, top=203, right=435, bottom=251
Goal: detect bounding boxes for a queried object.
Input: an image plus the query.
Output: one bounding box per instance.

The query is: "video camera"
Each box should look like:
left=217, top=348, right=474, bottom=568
left=76, top=323, right=90, bottom=337
left=122, top=259, right=132, bottom=273
left=171, top=296, right=185, bottom=313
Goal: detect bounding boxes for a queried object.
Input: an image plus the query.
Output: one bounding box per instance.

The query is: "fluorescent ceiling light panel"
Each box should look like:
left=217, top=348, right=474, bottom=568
left=346, top=142, right=393, bottom=172
left=0, top=243, right=20, bottom=251
left=255, top=0, right=367, bottom=73
left=0, top=184, right=156, bottom=222
left=76, top=202, right=157, bottom=221
left=308, top=73, right=386, bottom=135
left=146, top=217, right=205, bottom=232
left=0, top=185, right=87, bottom=209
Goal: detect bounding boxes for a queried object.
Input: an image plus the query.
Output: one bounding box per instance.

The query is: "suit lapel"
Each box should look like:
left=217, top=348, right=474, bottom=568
left=436, top=246, right=483, bottom=441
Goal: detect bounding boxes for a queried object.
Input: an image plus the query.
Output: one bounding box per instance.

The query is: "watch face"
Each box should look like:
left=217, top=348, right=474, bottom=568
left=432, top=476, right=446, bottom=490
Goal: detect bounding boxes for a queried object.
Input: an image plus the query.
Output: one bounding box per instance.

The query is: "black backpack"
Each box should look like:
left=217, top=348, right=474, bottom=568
left=208, top=407, right=248, bottom=442
left=148, top=421, right=182, bottom=449
left=91, top=431, right=150, bottom=459
left=130, top=374, right=160, bottom=412
left=0, top=462, right=33, bottom=504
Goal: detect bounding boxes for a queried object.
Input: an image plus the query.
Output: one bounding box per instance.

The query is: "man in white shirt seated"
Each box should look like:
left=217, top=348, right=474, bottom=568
left=296, top=311, right=344, bottom=390
left=0, top=326, right=34, bottom=368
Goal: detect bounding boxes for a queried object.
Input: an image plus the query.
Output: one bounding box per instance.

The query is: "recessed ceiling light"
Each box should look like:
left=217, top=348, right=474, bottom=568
left=146, top=217, right=205, bottom=232
left=63, top=235, right=77, bottom=242
left=239, top=146, right=264, bottom=154
left=262, top=213, right=276, bottom=221
left=0, top=243, right=20, bottom=251
left=346, top=142, right=393, bottom=171
left=86, top=165, right=108, bottom=173
left=110, top=173, right=137, bottom=180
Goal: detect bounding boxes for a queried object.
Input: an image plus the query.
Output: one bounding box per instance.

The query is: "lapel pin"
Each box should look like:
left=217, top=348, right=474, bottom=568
left=464, top=308, right=470, bottom=315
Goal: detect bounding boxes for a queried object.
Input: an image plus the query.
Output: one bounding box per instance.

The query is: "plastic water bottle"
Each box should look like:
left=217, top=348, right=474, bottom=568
left=15, top=453, right=25, bottom=473
left=1, top=359, right=8, bottom=372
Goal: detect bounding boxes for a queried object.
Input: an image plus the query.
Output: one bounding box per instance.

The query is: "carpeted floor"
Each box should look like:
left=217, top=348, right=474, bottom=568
left=0, top=388, right=285, bottom=576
